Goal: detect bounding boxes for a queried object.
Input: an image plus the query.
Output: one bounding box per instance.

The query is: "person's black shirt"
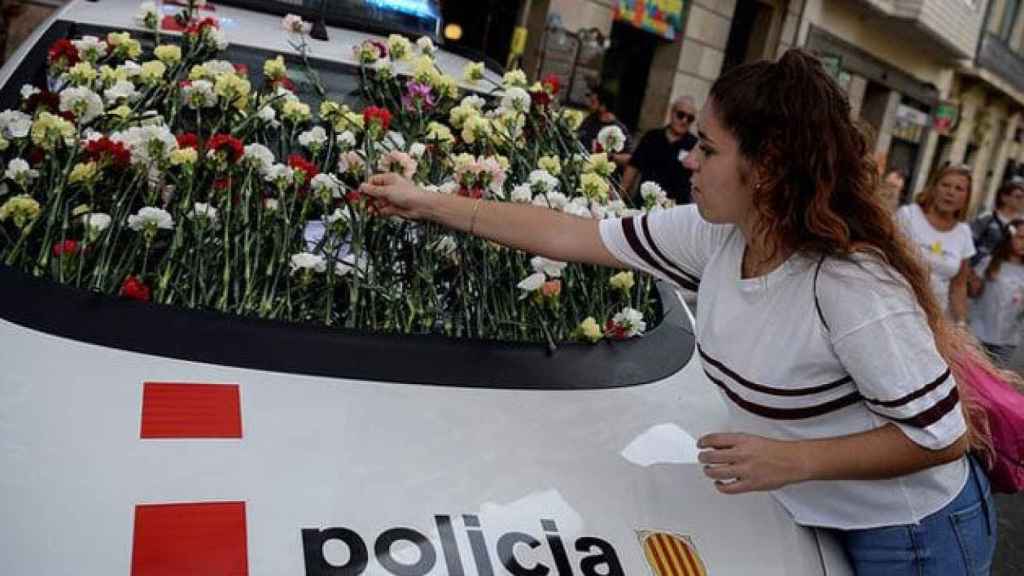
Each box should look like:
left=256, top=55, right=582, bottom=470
left=577, top=113, right=631, bottom=154
left=629, top=128, right=697, bottom=204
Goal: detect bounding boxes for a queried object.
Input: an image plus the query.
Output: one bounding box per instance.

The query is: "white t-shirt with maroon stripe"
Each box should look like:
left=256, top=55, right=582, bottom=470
left=599, top=204, right=968, bottom=530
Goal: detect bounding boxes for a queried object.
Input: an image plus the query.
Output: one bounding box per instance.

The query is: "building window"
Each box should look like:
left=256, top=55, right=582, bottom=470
left=999, top=0, right=1021, bottom=40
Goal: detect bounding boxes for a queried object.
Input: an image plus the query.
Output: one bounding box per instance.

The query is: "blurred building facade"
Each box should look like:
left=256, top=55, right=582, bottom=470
left=519, top=0, right=1024, bottom=214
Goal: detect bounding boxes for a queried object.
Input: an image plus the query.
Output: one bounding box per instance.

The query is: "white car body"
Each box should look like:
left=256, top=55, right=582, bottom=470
left=0, top=1, right=852, bottom=574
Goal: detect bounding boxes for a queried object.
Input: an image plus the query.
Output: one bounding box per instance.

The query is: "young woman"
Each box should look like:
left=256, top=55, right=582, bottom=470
left=895, top=165, right=977, bottom=325
left=969, top=219, right=1024, bottom=366
left=360, top=50, right=997, bottom=574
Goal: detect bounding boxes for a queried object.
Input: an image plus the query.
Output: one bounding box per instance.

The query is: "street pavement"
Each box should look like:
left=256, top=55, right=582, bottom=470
left=993, top=349, right=1024, bottom=575
left=994, top=494, right=1022, bottom=576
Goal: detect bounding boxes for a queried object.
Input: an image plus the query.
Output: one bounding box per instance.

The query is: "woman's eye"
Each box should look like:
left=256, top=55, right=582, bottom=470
left=699, top=144, right=715, bottom=156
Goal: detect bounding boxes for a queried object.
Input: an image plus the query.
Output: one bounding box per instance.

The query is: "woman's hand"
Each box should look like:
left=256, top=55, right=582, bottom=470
left=697, top=433, right=810, bottom=495
left=359, top=172, right=436, bottom=221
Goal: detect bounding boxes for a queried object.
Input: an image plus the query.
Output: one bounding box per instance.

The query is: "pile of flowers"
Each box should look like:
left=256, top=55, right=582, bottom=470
left=0, top=7, right=674, bottom=346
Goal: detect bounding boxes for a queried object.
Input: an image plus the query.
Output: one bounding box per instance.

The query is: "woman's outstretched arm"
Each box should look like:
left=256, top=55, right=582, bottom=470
left=360, top=172, right=624, bottom=268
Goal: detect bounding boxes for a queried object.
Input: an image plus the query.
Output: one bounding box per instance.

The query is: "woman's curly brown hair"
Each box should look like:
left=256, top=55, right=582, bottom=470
left=708, top=48, right=1017, bottom=456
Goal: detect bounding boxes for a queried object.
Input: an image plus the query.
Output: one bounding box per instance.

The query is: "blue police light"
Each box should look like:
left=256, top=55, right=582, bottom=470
left=365, top=0, right=438, bottom=19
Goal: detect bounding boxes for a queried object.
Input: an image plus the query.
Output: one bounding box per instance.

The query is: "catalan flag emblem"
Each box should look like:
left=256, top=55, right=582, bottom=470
left=638, top=530, right=708, bottom=576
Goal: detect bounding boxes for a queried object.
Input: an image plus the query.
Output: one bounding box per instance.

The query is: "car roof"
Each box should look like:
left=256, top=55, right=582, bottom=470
left=56, top=0, right=503, bottom=89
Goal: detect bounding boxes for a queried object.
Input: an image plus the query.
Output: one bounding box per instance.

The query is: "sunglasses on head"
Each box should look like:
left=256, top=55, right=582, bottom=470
left=673, top=110, right=695, bottom=123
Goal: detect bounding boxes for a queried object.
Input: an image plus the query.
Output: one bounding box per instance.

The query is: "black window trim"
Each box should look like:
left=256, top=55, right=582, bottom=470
left=0, top=19, right=694, bottom=390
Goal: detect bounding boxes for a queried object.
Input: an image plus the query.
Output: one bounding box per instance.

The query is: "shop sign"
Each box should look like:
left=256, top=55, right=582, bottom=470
left=933, top=101, right=960, bottom=135
left=614, top=0, right=686, bottom=41
left=893, top=104, right=929, bottom=144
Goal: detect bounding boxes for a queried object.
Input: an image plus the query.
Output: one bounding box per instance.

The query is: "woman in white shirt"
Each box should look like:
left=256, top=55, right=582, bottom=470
left=896, top=165, right=976, bottom=325
left=969, top=219, right=1024, bottom=365
left=360, top=50, right=999, bottom=574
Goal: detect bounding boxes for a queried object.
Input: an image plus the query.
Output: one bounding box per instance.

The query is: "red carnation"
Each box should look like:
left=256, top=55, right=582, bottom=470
left=271, top=76, right=296, bottom=91
left=362, top=106, right=391, bottom=132
left=233, top=63, right=249, bottom=76
left=119, top=276, right=151, bottom=302
left=24, top=90, right=59, bottom=114
left=288, top=153, right=319, bottom=185
left=207, top=133, right=244, bottom=164
left=47, top=39, right=79, bottom=68
left=457, top=186, right=483, bottom=199
left=530, top=90, right=551, bottom=109
left=542, top=73, right=561, bottom=95
left=85, top=137, right=131, bottom=169
left=51, top=240, right=80, bottom=258
left=176, top=132, right=202, bottom=150
left=368, top=40, right=388, bottom=59
left=27, top=147, right=45, bottom=166
left=185, top=16, right=220, bottom=36
left=604, top=319, right=627, bottom=340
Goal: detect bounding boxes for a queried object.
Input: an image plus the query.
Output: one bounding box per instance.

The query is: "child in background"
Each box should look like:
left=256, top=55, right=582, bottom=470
left=969, top=218, right=1024, bottom=365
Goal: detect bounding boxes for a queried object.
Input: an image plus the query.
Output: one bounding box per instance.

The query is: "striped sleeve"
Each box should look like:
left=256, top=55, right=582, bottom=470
left=598, top=205, right=729, bottom=291
left=820, top=259, right=966, bottom=449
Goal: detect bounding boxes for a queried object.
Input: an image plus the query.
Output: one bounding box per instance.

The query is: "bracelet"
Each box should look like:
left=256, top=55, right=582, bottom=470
left=468, top=198, right=483, bottom=236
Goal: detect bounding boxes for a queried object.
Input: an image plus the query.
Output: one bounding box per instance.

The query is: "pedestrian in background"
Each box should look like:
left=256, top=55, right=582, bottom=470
left=968, top=218, right=1024, bottom=366
left=576, top=85, right=631, bottom=168
left=896, top=163, right=976, bottom=325
left=621, top=95, right=699, bottom=204
left=970, top=178, right=1024, bottom=266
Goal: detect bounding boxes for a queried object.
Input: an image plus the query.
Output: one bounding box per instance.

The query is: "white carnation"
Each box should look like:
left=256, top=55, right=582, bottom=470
left=298, top=126, right=328, bottom=149
left=336, top=130, right=356, bottom=149
left=0, top=110, right=31, bottom=139
left=500, top=87, right=531, bottom=113
left=310, top=173, right=342, bottom=198
left=20, top=85, right=40, bottom=100
left=59, top=86, right=104, bottom=123
left=187, top=202, right=219, bottom=226
left=516, top=272, right=546, bottom=293
left=527, top=169, right=558, bottom=194
left=510, top=184, right=532, bottom=203
left=71, top=36, right=107, bottom=60
left=531, top=256, right=567, bottom=278
left=127, top=206, right=174, bottom=231
left=289, top=252, right=327, bottom=274
left=597, top=125, right=626, bottom=153
left=111, top=125, right=178, bottom=165
left=4, top=158, right=38, bottom=184
left=243, top=143, right=275, bottom=173
left=612, top=307, right=646, bottom=337
left=460, top=95, right=486, bottom=110
left=103, top=80, right=139, bottom=103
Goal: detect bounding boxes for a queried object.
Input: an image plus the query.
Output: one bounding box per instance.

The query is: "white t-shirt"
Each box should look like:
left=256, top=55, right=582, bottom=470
left=970, top=257, right=1024, bottom=347
left=600, top=205, right=968, bottom=530
left=896, top=204, right=976, bottom=313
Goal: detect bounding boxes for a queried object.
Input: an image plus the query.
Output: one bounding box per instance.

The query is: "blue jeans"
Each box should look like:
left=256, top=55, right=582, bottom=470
left=832, top=457, right=997, bottom=575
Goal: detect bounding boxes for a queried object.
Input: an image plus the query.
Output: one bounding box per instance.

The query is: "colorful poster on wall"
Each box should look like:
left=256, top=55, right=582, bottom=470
left=933, top=101, right=960, bottom=136
left=614, top=0, right=686, bottom=41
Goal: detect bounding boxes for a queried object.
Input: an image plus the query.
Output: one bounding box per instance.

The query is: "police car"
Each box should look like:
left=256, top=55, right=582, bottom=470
left=0, top=0, right=852, bottom=574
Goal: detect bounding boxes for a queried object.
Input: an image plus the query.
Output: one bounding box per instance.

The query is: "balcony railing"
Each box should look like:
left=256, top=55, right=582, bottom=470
left=977, top=31, right=1024, bottom=97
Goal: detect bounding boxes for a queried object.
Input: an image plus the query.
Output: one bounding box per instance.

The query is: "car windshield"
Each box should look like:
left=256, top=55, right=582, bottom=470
left=215, top=0, right=441, bottom=40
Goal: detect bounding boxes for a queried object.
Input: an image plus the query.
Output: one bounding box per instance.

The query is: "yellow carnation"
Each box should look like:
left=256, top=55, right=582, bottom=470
left=263, top=55, right=287, bottom=80
left=538, top=155, right=561, bottom=176
left=169, top=147, right=198, bottom=166
left=576, top=317, right=604, bottom=343
left=68, top=161, right=98, bottom=185
left=139, top=60, right=167, bottom=83
left=154, top=44, right=182, bottom=65
left=609, top=271, right=635, bottom=292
